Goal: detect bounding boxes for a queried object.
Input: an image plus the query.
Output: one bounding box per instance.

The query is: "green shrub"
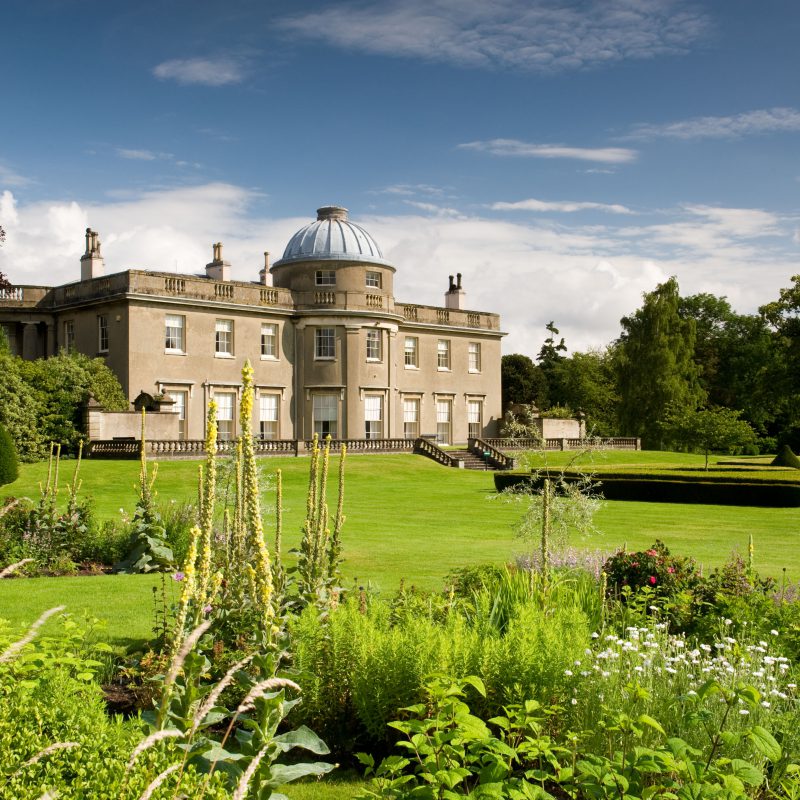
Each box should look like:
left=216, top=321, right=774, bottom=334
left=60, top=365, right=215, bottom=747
left=495, top=471, right=800, bottom=507
left=772, top=444, right=800, bottom=469
left=289, top=586, right=590, bottom=756
left=604, top=540, right=699, bottom=599
left=0, top=425, right=18, bottom=486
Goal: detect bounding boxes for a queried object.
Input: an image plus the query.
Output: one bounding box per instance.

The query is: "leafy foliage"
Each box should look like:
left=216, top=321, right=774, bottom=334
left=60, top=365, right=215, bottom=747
left=501, top=354, right=549, bottom=409
left=663, top=405, right=757, bottom=469
left=616, top=277, right=705, bottom=448
left=19, top=350, right=127, bottom=455
left=114, top=413, right=175, bottom=574
left=0, top=424, right=18, bottom=486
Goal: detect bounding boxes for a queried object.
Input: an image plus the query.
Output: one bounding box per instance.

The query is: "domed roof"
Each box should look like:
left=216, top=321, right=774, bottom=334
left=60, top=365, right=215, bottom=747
left=273, top=206, right=393, bottom=267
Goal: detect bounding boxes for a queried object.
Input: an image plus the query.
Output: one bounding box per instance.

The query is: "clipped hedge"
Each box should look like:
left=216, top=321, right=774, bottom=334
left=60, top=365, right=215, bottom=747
left=494, top=471, right=800, bottom=507
left=0, top=423, right=18, bottom=486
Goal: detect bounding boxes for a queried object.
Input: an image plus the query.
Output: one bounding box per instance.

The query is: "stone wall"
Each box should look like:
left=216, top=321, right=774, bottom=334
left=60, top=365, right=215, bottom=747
left=86, top=408, right=180, bottom=440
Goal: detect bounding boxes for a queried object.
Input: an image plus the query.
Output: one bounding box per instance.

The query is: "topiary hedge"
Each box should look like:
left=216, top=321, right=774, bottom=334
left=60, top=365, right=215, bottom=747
left=494, top=471, right=800, bottom=507
left=0, top=423, right=18, bottom=486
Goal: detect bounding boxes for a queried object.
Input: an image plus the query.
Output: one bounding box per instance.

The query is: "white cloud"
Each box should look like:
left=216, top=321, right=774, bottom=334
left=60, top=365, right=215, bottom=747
left=626, top=107, right=800, bottom=140
left=459, top=139, right=637, bottom=164
left=492, top=198, right=632, bottom=214
left=278, top=0, right=708, bottom=73
left=152, top=57, right=245, bottom=86
left=0, top=162, right=34, bottom=188
left=403, top=200, right=462, bottom=217
left=376, top=184, right=446, bottom=197
left=116, top=149, right=174, bottom=161
left=1, top=185, right=797, bottom=357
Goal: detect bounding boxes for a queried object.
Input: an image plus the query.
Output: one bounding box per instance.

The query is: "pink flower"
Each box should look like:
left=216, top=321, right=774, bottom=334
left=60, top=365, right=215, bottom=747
left=649, top=576, right=657, bottom=585
left=173, top=572, right=185, bottom=582
left=667, top=567, right=675, bottom=574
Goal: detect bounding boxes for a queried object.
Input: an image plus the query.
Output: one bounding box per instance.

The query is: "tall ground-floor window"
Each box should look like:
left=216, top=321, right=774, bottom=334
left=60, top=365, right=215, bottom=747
left=172, top=390, right=188, bottom=440
left=436, top=399, right=452, bottom=445
left=364, top=395, right=383, bottom=439
left=403, top=398, right=420, bottom=439
left=259, top=394, right=279, bottom=439
left=467, top=400, right=482, bottom=440
left=313, top=393, right=338, bottom=439
left=215, top=391, right=236, bottom=440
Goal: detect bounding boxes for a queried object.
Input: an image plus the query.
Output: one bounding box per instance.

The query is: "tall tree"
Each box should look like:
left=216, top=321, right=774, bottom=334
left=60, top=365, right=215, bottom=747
left=501, top=353, right=549, bottom=409
left=615, top=277, right=705, bottom=448
left=553, top=348, right=619, bottom=436
left=759, top=275, right=800, bottom=445
left=537, top=321, right=567, bottom=407
left=0, top=225, right=9, bottom=290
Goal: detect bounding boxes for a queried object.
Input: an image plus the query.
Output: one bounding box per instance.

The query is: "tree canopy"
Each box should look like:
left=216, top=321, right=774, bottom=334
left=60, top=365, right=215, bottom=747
left=662, top=405, right=756, bottom=469
left=615, top=278, right=705, bottom=448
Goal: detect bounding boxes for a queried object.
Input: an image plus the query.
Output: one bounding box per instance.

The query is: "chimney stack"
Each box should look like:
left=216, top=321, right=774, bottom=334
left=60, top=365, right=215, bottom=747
left=205, top=242, right=230, bottom=281
left=259, top=251, right=272, bottom=286
left=445, top=272, right=466, bottom=310
left=80, top=228, right=105, bottom=281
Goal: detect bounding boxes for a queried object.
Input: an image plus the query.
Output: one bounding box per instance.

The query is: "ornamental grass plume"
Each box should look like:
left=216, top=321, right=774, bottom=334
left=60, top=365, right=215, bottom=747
left=190, top=653, right=255, bottom=734
left=231, top=743, right=271, bottom=800
left=0, top=606, right=65, bottom=663
left=14, top=742, right=80, bottom=774
left=157, top=620, right=212, bottom=728
left=125, top=729, right=185, bottom=773
left=0, top=557, right=33, bottom=578
left=136, top=763, right=180, bottom=800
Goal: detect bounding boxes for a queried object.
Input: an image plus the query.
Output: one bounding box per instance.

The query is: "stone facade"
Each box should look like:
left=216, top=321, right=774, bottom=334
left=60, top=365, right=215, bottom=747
left=0, top=207, right=505, bottom=444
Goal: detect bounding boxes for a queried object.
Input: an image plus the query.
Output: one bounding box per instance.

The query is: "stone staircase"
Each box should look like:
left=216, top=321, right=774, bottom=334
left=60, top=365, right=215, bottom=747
left=448, top=448, right=493, bottom=470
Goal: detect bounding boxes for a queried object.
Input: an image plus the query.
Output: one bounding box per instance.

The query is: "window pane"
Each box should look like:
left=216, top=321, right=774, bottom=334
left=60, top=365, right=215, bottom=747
left=366, top=271, right=381, bottom=288
left=166, top=315, right=185, bottom=351
left=469, top=342, right=481, bottom=372
left=315, top=328, right=335, bottom=358
left=313, top=394, right=338, bottom=438
left=403, top=399, right=420, bottom=439
left=259, top=394, right=279, bottom=439
left=261, top=324, right=277, bottom=357
left=366, top=330, right=381, bottom=360
left=364, top=395, right=382, bottom=438
left=214, top=392, right=235, bottom=440
left=98, top=316, right=109, bottom=351
left=315, top=270, right=336, bottom=286
left=437, top=339, right=450, bottom=369
left=436, top=400, right=451, bottom=444
left=215, top=319, right=233, bottom=354
left=364, top=395, right=382, bottom=421
left=468, top=400, right=482, bottom=439
left=172, top=390, right=188, bottom=440
left=404, top=337, right=417, bottom=367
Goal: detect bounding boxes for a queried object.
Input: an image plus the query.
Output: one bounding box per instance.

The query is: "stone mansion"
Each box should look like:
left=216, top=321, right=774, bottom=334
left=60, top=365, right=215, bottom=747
left=0, top=206, right=505, bottom=445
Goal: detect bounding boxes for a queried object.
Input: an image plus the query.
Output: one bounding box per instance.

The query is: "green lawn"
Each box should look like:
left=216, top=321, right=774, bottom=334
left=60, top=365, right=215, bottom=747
left=2, top=450, right=799, bottom=647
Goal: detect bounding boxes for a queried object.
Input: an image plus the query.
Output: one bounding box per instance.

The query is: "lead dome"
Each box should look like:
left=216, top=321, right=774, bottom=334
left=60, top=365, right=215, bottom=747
left=273, top=206, right=392, bottom=267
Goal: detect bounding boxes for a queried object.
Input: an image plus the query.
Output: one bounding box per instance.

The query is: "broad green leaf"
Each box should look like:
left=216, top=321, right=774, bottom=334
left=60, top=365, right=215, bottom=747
left=274, top=725, right=330, bottom=754
left=637, top=714, right=666, bottom=736
left=748, top=726, right=781, bottom=762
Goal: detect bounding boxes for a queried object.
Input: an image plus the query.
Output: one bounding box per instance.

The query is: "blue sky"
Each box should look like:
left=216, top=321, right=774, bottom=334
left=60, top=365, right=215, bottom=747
left=1, top=0, right=798, bottom=355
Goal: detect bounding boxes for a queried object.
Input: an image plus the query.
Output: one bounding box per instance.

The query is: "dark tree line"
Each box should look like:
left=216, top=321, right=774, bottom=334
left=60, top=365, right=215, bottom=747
left=502, top=275, right=800, bottom=451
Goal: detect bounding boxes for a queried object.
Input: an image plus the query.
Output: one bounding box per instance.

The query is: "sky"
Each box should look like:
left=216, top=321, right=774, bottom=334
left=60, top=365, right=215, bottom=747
left=1, top=0, right=799, bottom=357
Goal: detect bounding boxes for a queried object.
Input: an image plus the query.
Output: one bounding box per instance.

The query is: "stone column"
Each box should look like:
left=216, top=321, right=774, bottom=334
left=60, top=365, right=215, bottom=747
left=21, top=321, right=40, bottom=360
left=46, top=322, right=56, bottom=356
left=344, top=325, right=361, bottom=439
left=386, top=329, right=397, bottom=438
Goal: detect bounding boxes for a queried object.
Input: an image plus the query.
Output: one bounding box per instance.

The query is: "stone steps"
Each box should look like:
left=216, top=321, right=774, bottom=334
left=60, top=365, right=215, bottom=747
left=448, top=449, right=493, bottom=470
